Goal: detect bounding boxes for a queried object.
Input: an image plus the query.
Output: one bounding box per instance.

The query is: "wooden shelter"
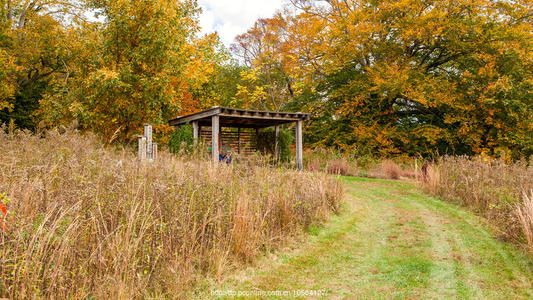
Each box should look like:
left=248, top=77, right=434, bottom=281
left=168, top=106, right=311, bottom=170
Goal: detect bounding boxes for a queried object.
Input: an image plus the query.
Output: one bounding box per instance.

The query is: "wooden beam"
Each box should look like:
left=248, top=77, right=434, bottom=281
left=212, top=115, right=219, bottom=163
left=169, top=107, right=222, bottom=126
left=295, top=120, right=303, bottom=171
left=217, top=113, right=301, bottom=122
left=138, top=135, right=146, bottom=160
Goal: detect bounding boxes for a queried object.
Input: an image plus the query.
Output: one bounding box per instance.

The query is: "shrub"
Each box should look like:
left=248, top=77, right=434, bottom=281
left=306, top=157, right=321, bottom=173
left=326, top=158, right=358, bottom=176
left=381, top=160, right=402, bottom=179
left=255, top=127, right=294, bottom=162
left=0, top=126, right=343, bottom=298
left=168, top=124, right=193, bottom=153
left=304, top=148, right=358, bottom=176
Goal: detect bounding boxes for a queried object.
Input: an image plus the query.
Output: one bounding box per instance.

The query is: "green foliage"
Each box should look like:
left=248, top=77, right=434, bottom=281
left=192, top=58, right=247, bottom=109
left=0, top=79, right=46, bottom=129
left=168, top=124, right=193, bottom=153
left=255, top=127, right=294, bottom=162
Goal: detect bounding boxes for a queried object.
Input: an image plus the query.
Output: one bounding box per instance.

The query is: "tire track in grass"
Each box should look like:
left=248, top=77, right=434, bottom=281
left=417, top=193, right=533, bottom=298
left=204, top=177, right=533, bottom=299
left=406, top=187, right=533, bottom=299
left=413, top=194, right=488, bottom=299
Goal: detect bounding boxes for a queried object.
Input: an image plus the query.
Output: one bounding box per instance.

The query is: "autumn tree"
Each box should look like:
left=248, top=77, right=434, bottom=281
left=0, top=0, right=82, bottom=128
left=39, top=0, right=226, bottom=142
left=231, top=13, right=308, bottom=111
left=236, top=0, right=533, bottom=158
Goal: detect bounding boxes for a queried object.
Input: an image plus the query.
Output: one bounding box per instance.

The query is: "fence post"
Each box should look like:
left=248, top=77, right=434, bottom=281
left=144, top=124, right=153, bottom=160
left=138, top=135, right=147, bottom=161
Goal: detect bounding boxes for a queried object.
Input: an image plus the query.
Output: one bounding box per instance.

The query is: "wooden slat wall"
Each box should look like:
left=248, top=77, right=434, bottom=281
left=200, top=128, right=257, bottom=155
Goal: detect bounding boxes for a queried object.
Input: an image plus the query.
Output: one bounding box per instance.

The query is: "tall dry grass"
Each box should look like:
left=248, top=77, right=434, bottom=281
left=0, top=127, right=343, bottom=298
left=517, top=191, right=533, bottom=254
left=422, top=156, right=533, bottom=253
left=303, top=148, right=358, bottom=176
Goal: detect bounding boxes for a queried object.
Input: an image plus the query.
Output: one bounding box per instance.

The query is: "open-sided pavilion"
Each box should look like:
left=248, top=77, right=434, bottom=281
left=168, top=106, right=311, bottom=169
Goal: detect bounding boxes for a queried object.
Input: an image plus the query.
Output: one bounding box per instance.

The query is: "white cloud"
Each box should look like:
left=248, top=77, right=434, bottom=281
left=198, top=0, right=286, bottom=47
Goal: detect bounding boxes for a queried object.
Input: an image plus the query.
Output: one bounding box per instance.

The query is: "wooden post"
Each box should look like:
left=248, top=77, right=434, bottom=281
left=192, top=121, right=199, bottom=143
left=138, top=135, right=146, bottom=160
left=295, top=120, right=303, bottom=171
left=256, top=128, right=260, bottom=152
left=211, top=115, right=219, bottom=163
left=144, top=124, right=153, bottom=160
left=153, top=143, right=158, bottom=160
left=237, top=127, right=241, bottom=154
left=274, top=125, right=280, bottom=161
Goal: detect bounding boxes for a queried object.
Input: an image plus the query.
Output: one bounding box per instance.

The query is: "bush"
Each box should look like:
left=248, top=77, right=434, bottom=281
left=0, top=126, right=343, bottom=298
left=326, top=158, right=357, bottom=176
left=381, top=160, right=402, bottom=179
left=304, top=148, right=358, bottom=176
left=168, top=124, right=193, bottom=153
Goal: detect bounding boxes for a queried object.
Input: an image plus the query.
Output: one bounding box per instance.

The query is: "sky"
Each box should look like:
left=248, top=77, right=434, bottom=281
left=198, top=0, right=287, bottom=47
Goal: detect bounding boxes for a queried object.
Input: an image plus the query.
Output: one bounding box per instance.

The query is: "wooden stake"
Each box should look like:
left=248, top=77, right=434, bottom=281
left=144, top=124, right=153, bottom=160
left=138, top=135, right=146, bottom=161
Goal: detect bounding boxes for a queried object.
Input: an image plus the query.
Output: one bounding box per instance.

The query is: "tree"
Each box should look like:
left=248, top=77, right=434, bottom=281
left=40, top=0, right=226, bottom=142
left=0, top=0, right=81, bottom=129
left=231, top=13, right=306, bottom=111
left=235, top=0, right=533, bottom=158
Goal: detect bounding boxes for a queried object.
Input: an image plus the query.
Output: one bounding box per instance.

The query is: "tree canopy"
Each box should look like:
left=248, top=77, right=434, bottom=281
left=1, top=0, right=531, bottom=157
left=232, top=0, right=532, bottom=158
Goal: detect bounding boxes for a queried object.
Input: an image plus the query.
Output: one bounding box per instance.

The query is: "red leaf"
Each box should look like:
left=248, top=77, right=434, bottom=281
left=0, top=203, right=6, bottom=215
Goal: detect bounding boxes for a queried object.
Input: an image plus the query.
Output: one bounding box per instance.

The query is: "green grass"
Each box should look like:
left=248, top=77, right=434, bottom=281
left=204, top=177, right=533, bottom=299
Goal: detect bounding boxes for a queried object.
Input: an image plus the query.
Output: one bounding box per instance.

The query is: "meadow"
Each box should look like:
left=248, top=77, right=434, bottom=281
left=0, top=126, right=342, bottom=298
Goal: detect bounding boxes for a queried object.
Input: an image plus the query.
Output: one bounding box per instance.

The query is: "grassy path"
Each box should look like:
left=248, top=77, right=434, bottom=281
left=207, top=177, right=533, bottom=299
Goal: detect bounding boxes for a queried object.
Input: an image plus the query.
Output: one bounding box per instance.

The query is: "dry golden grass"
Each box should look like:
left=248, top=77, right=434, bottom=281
left=380, top=160, right=402, bottom=179
left=365, top=160, right=415, bottom=180
left=517, top=191, right=533, bottom=254
left=325, top=158, right=358, bottom=176
left=0, top=127, right=343, bottom=298
left=422, top=156, right=533, bottom=254
left=303, top=148, right=358, bottom=176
